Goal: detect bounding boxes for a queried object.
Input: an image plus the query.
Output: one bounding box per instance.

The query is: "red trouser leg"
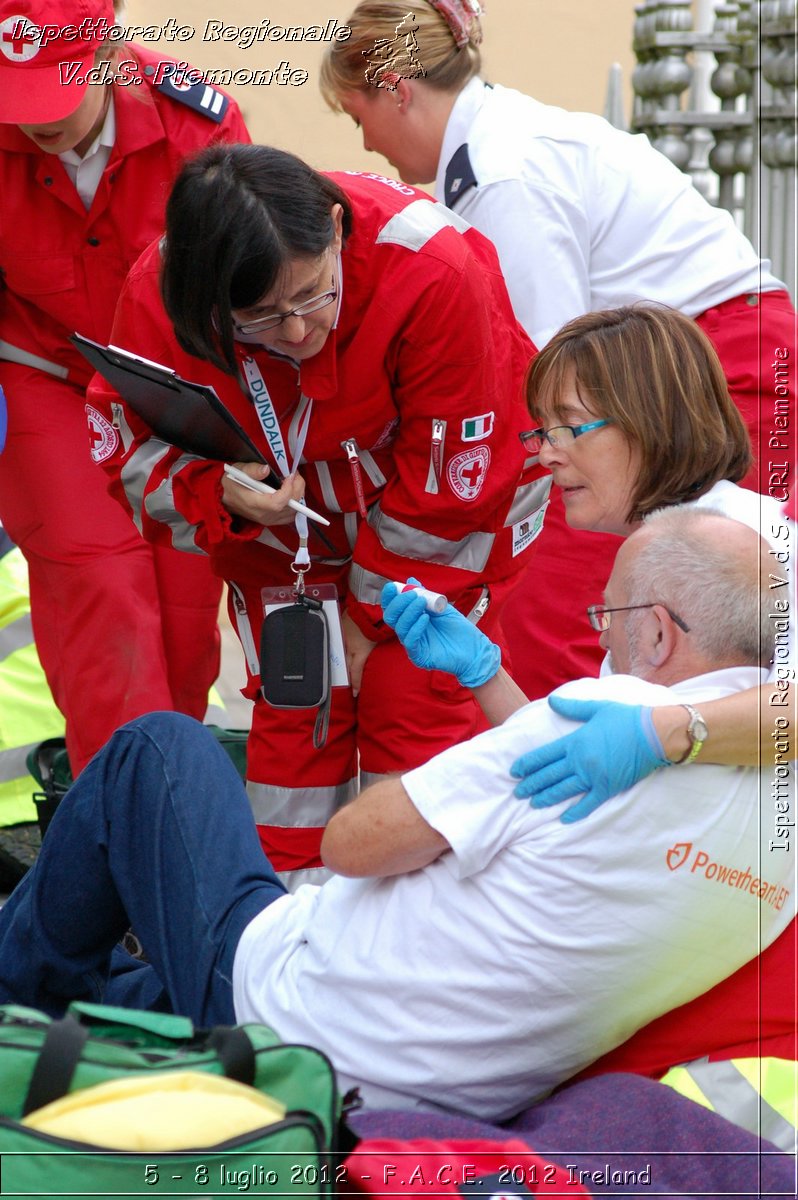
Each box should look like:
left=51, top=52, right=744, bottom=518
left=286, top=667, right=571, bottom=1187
left=696, top=290, right=798, bottom=494
left=229, top=573, right=358, bottom=886
left=0, top=365, right=221, bottom=773
left=233, top=572, right=520, bottom=885
left=151, top=543, right=222, bottom=723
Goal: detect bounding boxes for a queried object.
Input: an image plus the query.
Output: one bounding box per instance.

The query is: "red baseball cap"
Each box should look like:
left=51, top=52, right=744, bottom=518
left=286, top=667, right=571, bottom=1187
left=0, top=0, right=115, bottom=125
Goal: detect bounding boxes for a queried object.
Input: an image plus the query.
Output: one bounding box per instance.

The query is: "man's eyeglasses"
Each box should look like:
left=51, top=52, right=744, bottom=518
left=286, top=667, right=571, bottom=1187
left=587, top=603, right=691, bottom=633
left=519, top=419, right=610, bottom=453
left=233, top=274, right=337, bottom=336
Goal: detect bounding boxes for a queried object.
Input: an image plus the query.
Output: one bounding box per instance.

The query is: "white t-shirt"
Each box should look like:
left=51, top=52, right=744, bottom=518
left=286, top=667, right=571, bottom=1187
left=233, top=668, right=793, bottom=1121
left=434, top=79, right=784, bottom=347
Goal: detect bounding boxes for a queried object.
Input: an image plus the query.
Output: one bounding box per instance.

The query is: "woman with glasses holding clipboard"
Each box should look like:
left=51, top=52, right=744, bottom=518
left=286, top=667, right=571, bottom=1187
left=89, top=142, right=548, bottom=888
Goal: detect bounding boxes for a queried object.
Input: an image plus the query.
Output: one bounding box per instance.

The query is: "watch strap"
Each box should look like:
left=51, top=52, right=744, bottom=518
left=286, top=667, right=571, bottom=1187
left=672, top=703, right=707, bottom=765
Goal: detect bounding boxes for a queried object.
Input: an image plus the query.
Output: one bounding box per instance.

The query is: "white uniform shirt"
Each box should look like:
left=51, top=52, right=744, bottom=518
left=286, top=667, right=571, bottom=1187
left=233, top=668, right=793, bottom=1120
left=434, top=79, right=784, bottom=347
left=59, top=98, right=115, bottom=210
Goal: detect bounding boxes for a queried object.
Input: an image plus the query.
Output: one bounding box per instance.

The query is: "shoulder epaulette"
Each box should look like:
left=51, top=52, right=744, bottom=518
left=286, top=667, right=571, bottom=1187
left=444, top=143, right=478, bottom=209
left=151, top=64, right=229, bottom=124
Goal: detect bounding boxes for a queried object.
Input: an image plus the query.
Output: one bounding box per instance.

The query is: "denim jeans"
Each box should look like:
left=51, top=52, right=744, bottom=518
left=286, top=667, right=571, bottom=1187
left=0, top=713, right=287, bottom=1024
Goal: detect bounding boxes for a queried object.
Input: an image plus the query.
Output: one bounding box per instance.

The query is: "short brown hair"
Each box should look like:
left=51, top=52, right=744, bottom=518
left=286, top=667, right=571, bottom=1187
left=320, top=0, right=481, bottom=108
left=525, top=305, right=752, bottom=521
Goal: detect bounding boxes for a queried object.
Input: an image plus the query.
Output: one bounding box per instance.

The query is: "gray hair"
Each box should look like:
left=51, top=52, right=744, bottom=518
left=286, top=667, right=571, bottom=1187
left=623, top=506, right=775, bottom=669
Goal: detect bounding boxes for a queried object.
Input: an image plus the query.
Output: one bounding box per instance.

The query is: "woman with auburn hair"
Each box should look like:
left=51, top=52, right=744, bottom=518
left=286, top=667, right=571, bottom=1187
left=384, top=304, right=788, bottom=762
left=382, top=302, right=796, bottom=1136
left=321, top=0, right=796, bottom=698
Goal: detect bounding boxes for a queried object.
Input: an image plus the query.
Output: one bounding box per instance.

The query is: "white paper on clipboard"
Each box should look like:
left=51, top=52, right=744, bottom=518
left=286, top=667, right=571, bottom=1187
left=261, top=583, right=349, bottom=689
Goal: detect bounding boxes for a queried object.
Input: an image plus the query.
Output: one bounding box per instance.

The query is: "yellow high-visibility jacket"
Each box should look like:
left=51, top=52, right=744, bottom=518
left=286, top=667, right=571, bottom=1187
left=662, top=1057, right=797, bottom=1153
left=0, top=540, right=64, bottom=825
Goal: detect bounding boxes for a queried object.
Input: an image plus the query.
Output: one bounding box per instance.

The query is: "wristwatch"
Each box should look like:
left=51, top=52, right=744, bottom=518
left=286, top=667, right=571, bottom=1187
left=673, top=704, right=708, bottom=764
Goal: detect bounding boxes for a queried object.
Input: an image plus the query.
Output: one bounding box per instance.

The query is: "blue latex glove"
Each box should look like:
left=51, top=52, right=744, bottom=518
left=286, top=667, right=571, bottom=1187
left=510, top=694, right=670, bottom=823
left=381, top=578, right=501, bottom=688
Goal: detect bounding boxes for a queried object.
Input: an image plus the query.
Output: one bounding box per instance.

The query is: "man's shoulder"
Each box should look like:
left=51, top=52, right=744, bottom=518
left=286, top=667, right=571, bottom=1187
left=511, top=674, right=675, bottom=721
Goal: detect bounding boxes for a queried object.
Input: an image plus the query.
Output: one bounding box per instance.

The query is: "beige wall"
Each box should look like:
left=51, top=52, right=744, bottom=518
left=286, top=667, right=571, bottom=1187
left=127, top=1, right=636, bottom=173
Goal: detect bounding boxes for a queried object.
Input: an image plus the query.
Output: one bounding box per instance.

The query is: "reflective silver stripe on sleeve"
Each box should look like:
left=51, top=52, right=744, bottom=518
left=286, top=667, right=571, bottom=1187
left=674, top=1060, right=797, bottom=1154
left=254, top=528, right=294, bottom=555
left=357, top=448, right=387, bottom=489
left=313, top=462, right=342, bottom=513
left=0, top=614, right=33, bottom=663
left=376, top=199, right=471, bottom=251
left=246, top=776, right=357, bottom=826
left=504, top=475, right=552, bottom=526
left=0, top=340, right=68, bottom=379
left=369, top=505, right=495, bottom=572
left=143, top=452, right=206, bottom=554
left=0, top=742, right=39, bottom=784
left=120, top=440, right=173, bottom=532
left=349, top=564, right=389, bottom=608
left=343, top=511, right=359, bottom=551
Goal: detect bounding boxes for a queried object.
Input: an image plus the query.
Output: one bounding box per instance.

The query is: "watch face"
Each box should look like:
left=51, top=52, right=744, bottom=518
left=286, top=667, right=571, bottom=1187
left=690, top=715, right=708, bottom=741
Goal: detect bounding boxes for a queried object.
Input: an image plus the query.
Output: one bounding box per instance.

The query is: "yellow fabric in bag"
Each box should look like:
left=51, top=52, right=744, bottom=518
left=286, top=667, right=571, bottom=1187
left=22, top=1070, right=286, bottom=1150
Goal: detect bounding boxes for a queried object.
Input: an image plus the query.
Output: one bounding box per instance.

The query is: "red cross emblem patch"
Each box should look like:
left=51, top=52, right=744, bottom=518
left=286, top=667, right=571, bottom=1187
left=0, top=16, right=40, bottom=61
left=447, top=445, right=490, bottom=501
left=86, top=405, right=119, bottom=464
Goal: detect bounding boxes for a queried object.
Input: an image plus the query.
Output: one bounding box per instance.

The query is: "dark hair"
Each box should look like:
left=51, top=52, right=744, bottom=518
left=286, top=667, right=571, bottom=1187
left=161, top=144, right=354, bottom=373
left=525, top=304, right=753, bottom=521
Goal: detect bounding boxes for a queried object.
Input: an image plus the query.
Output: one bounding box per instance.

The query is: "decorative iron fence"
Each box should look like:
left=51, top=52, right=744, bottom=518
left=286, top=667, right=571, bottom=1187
left=627, top=0, right=796, bottom=295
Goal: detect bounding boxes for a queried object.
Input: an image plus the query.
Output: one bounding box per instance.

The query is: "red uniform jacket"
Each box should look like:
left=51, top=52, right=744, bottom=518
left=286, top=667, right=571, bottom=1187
left=90, top=172, right=548, bottom=639
left=0, top=44, right=250, bottom=389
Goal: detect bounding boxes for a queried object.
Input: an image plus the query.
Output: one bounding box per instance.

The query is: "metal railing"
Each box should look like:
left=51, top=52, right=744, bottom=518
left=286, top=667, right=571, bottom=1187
left=625, top=0, right=796, bottom=295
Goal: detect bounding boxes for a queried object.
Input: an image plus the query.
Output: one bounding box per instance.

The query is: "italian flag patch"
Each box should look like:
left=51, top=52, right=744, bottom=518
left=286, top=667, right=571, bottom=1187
left=461, top=412, right=495, bottom=441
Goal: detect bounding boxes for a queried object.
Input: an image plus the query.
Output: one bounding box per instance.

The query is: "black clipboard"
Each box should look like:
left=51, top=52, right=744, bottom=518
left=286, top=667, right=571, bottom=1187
left=72, top=333, right=280, bottom=483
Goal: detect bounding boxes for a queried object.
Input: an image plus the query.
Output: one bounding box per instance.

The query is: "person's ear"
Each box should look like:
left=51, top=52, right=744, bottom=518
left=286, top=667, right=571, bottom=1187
left=330, top=203, right=344, bottom=254
left=648, top=605, right=679, bottom=668
left=395, top=77, right=412, bottom=110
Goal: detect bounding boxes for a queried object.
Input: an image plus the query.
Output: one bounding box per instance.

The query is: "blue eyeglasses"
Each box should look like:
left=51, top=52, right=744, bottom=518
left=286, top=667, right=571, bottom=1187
left=518, top=419, right=610, bottom=452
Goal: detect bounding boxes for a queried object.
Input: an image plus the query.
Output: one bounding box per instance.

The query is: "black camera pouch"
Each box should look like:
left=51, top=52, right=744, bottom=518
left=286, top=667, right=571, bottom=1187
left=260, top=595, right=330, bottom=711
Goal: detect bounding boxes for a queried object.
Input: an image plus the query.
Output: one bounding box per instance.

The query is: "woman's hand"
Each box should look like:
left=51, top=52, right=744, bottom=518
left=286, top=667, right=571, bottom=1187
left=381, top=580, right=501, bottom=687
left=342, top=611, right=377, bottom=697
left=221, top=464, right=306, bottom=527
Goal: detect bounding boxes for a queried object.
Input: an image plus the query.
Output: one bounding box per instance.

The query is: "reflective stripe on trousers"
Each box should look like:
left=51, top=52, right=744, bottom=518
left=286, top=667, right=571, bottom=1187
left=661, top=1057, right=797, bottom=1153
left=247, top=777, right=357, bottom=891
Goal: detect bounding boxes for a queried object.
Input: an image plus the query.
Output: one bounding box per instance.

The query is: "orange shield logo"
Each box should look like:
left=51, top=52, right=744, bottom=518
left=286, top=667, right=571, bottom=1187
left=666, top=842, right=692, bottom=871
